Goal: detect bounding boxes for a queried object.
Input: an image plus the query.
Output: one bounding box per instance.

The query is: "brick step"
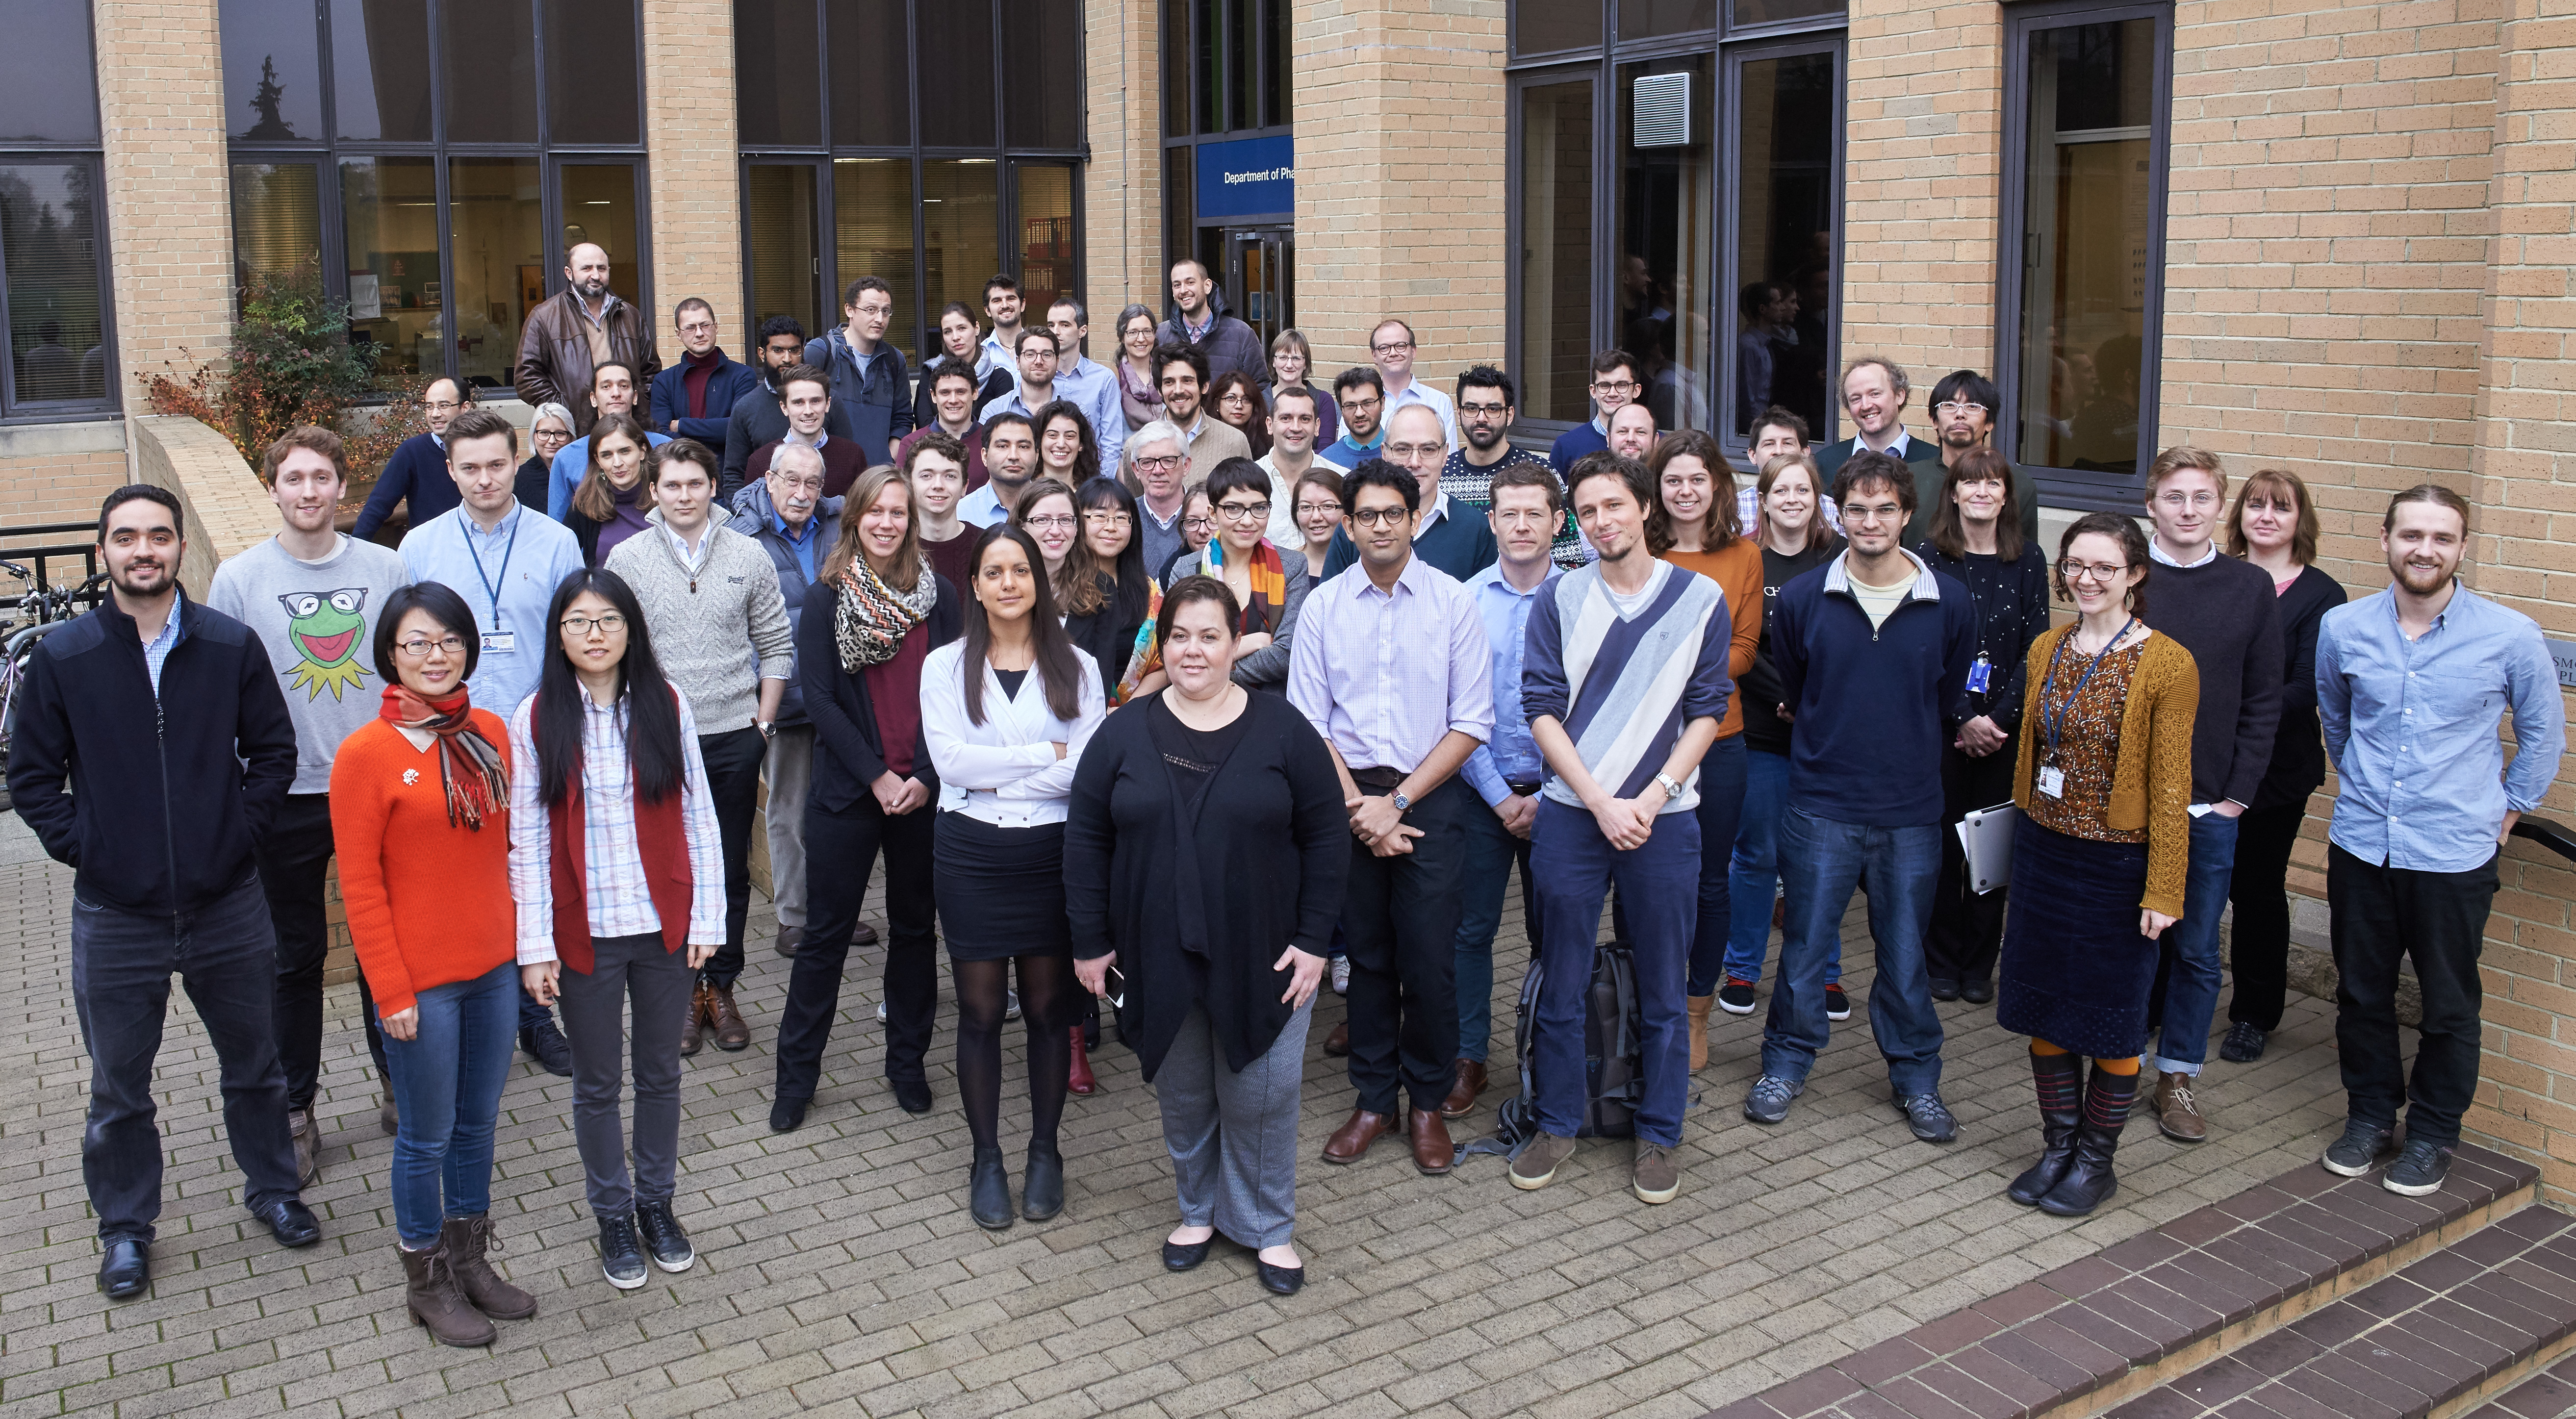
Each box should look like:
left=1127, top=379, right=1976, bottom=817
left=1706, top=1142, right=2544, bottom=1419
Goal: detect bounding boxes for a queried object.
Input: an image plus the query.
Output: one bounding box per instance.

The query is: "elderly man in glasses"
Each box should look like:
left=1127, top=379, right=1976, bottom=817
left=1901, top=369, right=2042, bottom=549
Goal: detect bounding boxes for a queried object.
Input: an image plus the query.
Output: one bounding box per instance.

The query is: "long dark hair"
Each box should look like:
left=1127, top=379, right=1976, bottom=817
left=960, top=525, right=1085, bottom=725
left=1928, top=448, right=2025, bottom=562
left=533, top=567, right=689, bottom=808
left=1032, top=399, right=1101, bottom=484
left=1068, top=477, right=1150, bottom=623
left=1208, top=370, right=1272, bottom=458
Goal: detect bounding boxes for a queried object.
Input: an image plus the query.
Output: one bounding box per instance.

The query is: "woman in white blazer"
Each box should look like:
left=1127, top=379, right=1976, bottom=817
left=919, top=524, right=1108, bottom=1232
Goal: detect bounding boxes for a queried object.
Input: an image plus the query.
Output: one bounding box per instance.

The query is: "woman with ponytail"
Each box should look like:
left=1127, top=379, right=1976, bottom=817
left=507, top=567, right=726, bottom=1292
left=331, top=582, right=530, bottom=1346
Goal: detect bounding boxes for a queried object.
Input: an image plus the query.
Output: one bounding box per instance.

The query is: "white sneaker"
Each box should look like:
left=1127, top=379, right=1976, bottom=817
left=875, top=999, right=888, bottom=1023
left=1331, top=957, right=1351, bottom=995
left=1006, top=989, right=1021, bottom=1021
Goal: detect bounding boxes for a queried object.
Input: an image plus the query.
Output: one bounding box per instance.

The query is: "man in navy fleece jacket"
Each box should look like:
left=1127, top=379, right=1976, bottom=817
left=1747, top=451, right=1977, bottom=1144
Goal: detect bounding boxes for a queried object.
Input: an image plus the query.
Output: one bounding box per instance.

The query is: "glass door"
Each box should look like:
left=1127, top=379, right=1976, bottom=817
left=743, top=158, right=826, bottom=338
left=1226, top=226, right=1293, bottom=349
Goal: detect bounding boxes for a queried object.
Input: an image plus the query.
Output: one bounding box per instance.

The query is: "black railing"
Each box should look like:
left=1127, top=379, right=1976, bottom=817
left=0, top=522, right=105, bottom=619
left=2512, top=816, right=2576, bottom=864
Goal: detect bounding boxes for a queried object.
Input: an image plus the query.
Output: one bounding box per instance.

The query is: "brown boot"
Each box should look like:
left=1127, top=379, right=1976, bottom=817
left=1068, top=1027, right=1098, bottom=1095
left=1323, top=1021, right=1351, bottom=1057
left=707, top=984, right=751, bottom=1051
left=680, top=983, right=712, bottom=1057
left=439, top=1215, right=536, bottom=1320
left=399, top=1242, right=496, bottom=1347
left=289, top=1107, right=321, bottom=1185
left=1686, top=995, right=1714, bottom=1072
left=1438, top=1060, right=1488, bottom=1119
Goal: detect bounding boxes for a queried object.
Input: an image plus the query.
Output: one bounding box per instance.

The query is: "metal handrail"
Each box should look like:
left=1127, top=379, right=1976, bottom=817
left=2512, top=816, right=2576, bottom=864
left=0, top=521, right=104, bottom=617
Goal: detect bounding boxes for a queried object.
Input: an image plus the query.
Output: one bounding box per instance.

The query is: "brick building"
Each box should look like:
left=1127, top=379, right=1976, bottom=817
left=0, top=0, right=2569, bottom=1188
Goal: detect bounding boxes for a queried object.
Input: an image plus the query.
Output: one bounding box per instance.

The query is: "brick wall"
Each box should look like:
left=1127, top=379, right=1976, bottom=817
left=1084, top=0, right=1166, bottom=342
left=642, top=0, right=740, bottom=350
left=91, top=0, right=236, bottom=417
left=0, top=421, right=129, bottom=529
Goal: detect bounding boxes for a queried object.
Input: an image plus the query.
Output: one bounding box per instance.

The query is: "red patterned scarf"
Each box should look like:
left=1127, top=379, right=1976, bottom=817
left=378, top=684, right=509, bottom=830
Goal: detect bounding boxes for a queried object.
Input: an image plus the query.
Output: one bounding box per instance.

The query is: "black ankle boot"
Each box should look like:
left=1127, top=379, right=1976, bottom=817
left=969, top=1146, right=1015, bottom=1231
left=2039, top=1064, right=2137, bottom=1217
left=1022, top=1141, right=1064, bottom=1222
left=2009, top=1051, right=2086, bottom=1205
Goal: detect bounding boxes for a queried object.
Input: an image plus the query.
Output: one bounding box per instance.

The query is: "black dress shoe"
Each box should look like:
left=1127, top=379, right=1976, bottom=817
left=1162, top=1238, right=1212, bottom=1272
left=891, top=1076, right=932, bottom=1115
left=98, top=1237, right=149, bottom=1299
left=1022, top=1143, right=1064, bottom=1222
left=969, top=1146, right=1014, bottom=1231
left=1927, top=977, right=1961, bottom=1002
left=256, top=1199, right=322, bottom=1248
left=769, top=1096, right=808, bottom=1133
left=1256, top=1259, right=1305, bottom=1295
left=1959, top=978, right=1994, bottom=1005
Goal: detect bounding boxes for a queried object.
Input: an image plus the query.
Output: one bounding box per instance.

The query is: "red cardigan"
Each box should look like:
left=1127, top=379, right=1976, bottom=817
left=329, top=714, right=517, bottom=1018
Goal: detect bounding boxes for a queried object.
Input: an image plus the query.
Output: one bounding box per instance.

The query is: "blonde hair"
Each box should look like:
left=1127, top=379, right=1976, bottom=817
left=1755, top=451, right=1835, bottom=554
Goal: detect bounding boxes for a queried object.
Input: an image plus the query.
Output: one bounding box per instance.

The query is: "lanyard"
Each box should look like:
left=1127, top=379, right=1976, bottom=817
left=461, top=509, right=521, bottom=623
left=2039, top=616, right=2137, bottom=765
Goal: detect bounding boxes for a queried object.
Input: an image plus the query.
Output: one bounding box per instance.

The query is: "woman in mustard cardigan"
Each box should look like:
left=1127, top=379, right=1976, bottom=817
left=1997, top=512, right=2198, bottom=1217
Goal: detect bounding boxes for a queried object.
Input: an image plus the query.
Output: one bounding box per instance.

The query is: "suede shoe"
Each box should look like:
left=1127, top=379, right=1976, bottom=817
left=2154, top=1072, right=2208, bottom=1141
left=439, top=1214, right=537, bottom=1319
left=1744, top=1073, right=1804, bottom=1124
left=2384, top=1137, right=2454, bottom=1197
left=1408, top=1109, right=1454, bottom=1175
left=769, top=1095, right=808, bottom=1133
left=256, top=1198, right=323, bottom=1248
left=890, top=1075, right=933, bottom=1114
left=288, top=1106, right=321, bottom=1186
left=2322, top=1118, right=2396, bottom=1178
left=1508, top=1132, right=1577, bottom=1191
left=1320, top=1109, right=1390, bottom=1165
left=1438, top=1059, right=1488, bottom=1119
left=97, top=1237, right=148, bottom=1299
left=1632, top=1140, right=1681, bottom=1204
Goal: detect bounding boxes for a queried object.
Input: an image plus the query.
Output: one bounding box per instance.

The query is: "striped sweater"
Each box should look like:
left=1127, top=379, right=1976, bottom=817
left=1521, top=559, right=1733, bottom=814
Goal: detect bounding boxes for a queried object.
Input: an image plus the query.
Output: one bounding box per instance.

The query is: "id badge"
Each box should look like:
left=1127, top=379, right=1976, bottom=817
left=2037, top=765, right=2066, bottom=798
left=1966, top=655, right=1992, bottom=695
left=481, top=630, right=516, bottom=654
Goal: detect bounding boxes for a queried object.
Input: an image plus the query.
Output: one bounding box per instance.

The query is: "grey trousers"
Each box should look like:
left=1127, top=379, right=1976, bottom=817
left=763, top=725, right=814, bottom=930
left=1156, top=998, right=1311, bottom=1249
left=557, top=931, right=692, bottom=1218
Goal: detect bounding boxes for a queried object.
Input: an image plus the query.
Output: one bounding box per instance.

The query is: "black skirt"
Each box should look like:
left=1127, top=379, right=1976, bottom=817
left=1996, top=815, right=2157, bottom=1058
left=934, top=811, right=1072, bottom=961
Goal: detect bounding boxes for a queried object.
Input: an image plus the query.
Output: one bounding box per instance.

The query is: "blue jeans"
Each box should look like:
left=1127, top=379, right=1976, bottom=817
left=1684, top=735, right=1748, bottom=996
left=1723, top=750, right=1841, bottom=986
left=1454, top=798, right=1535, bottom=1065
left=1760, top=806, right=1945, bottom=1095
left=1531, top=799, right=1698, bottom=1147
left=381, top=962, right=518, bottom=1246
left=2149, top=810, right=2241, bottom=1075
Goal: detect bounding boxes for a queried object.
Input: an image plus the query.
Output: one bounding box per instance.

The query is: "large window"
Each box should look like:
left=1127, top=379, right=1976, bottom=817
left=0, top=0, right=114, bottom=418
left=2000, top=2, right=2173, bottom=506
left=737, top=1, right=1084, bottom=364
left=221, top=0, right=650, bottom=393
left=1161, top=0, right=1296, bottom=347
left=1509, top=1, right=1844, bottom=448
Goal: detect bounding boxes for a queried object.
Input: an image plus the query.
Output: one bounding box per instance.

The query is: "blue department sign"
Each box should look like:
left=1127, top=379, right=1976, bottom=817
left=1197, top=135, right=1294, bottom=221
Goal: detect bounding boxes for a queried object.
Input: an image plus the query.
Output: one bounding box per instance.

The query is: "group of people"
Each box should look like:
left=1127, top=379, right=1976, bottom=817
left=16, top=253, right=2562, bottom=1341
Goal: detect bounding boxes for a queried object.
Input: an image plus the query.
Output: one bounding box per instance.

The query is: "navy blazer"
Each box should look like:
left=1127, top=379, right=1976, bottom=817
left=647, top=351, right=763, bottom=446
left=352, top=431, right=457, bottom=540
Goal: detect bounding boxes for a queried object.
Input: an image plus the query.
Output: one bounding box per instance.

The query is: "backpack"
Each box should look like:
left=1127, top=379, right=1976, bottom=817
left=1467, top=940, right=1646, bottom=1159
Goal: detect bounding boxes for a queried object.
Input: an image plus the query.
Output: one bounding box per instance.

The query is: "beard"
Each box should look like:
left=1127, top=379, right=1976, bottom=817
left=2392, top=556, right=2454, bottom=597
left=1464, top=424, right=1504, bottom=452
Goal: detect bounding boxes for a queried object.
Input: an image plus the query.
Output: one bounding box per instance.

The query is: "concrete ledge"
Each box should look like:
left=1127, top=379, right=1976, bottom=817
left=0, top=417, right=124, bottom=459
left=131, top=415, right=267, bottom=601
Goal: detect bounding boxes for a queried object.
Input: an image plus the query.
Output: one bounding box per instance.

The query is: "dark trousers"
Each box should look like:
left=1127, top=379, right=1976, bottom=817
left=696, top=726, right=768, bottom=989
left=1339, top=776, right=1468, bottom=1116
left=2225, top=802, right=2308, bottom=1031
left=1927, top=743, right=2018, bottom=987
left=72, top=873, right=301, bottom=1242
left=775, top=796, right=939, bottom=1101
left=257, top=793, right=387, bottom=1105
left=2328, top=842, right=2498, bottom=1147
left=1604, top=735, right=1746, bottom=995
left=1532, top=799, right=1698, bottom=1146
left=557, top=931, right=694, bottom=1217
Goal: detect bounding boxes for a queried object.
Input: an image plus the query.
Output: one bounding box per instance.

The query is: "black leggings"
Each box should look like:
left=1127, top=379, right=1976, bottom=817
left=952, top=954, right=1080, bottom=1153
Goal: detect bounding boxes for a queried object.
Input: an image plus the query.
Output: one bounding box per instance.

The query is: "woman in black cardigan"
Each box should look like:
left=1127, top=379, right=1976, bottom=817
left=2218, top=468, right=2346, bottom=1063
left=1917, top=449, right=2051, bottom=1003
left=770, top=465, right=962, bottom=1133
left=1066, top=578, right=1347, bottom=1297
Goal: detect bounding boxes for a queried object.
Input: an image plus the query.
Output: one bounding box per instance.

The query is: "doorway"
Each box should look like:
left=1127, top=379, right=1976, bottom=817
left=1225, top=226, right=1294, bottom=347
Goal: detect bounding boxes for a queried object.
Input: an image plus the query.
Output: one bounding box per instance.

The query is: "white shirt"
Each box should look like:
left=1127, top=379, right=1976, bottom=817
left=918, top=640, right=1108, bottom=826
left=2149, top=537, right=2220, bottom=569
left=1254, top=451, right=1313, bottom=549
left=1384, top=377, right=1460, bottom=447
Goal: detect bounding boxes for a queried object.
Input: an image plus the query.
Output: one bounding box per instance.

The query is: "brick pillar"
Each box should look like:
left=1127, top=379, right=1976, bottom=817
left=1292, top=0, right=1508, bottom=388
left=642, top=0, right=741, bottom=336
left=1085, top=0, right=1164, bottom=341
left=92, top=0, right=235, bottom=422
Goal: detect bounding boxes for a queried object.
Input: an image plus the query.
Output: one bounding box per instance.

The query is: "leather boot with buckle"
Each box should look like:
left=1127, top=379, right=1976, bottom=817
left=680, top=983, right=713, bottom=1057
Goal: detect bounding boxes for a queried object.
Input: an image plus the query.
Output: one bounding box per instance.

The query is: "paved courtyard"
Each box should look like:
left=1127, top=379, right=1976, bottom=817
left=0, top=813, right=2363, bottom=1419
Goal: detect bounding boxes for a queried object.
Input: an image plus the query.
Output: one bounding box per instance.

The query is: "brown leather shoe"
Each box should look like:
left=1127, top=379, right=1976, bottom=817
left=1408, top=1109, right=1454, bottom=1175
left=854, top=920, right=880, bottom=945
left=1323, top=1021, right=1351, bottom=1057
left=289, top=1107, right=321, bottom=1186
left=1438, top=1059, right=1488, bottom=1119
left=1321, top=1109, right=1390, bottom=1164
left=680, top=983, right=712, bottom=1058
left=2155, top=1071, right=2207, bottom=1142
left=773, top=925, right=803, bottom=959
left=708, top=985, right=751, bottom=1051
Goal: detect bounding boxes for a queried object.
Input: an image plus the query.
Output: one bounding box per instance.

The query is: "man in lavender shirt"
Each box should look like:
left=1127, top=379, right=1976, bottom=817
left=1288, top=459, right=1494, bottom=1179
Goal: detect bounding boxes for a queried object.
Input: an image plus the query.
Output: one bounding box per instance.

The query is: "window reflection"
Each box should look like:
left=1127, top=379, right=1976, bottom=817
left=231, top=162, right=323, bottom=296
left=828, top=0, right=909, bottom=145
left=2016, top=18, right=2158, bottom=474
left=833, top=158, right=916, bottom=352
left=0, top=0, right=101, bottom=144
left=1620, top=0, right=1713, bottom=40
left=331, top=0, right=433, bottom=143
left=0, top=163, right=106, bottom=403
left=1617, top=55, right=1713, bottom=432
left=746, top=163, right=824, bottom=336
left=1731, top=0, right=1845, bottom=24
left=546, top=0, right=641, bottom=145
left=1016, top=165, right=1075, bottom=323
left=917, top=4, right=995, bottom=146
left=1731, top=51, right=1835, bottom=441
left=441, top=0, right=537, bottom=145
left=222, top=1, right=321, bottom=141
left=339, top=156, right=438, bottom=383
left=1514, top=0, right=1602, bottom=54
left=447, top=157, right=544, bottom=391
left=922, top=160, right=1000, bottom=355
left=1518, top=78, right=1594, bottom=424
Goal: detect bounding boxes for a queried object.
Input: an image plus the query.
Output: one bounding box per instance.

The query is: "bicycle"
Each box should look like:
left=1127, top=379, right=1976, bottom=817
left=0, top=570, right=108, bottom=807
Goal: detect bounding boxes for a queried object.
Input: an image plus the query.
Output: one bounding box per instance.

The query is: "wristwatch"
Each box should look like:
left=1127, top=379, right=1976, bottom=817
left=757, top=721, right=777, bottom=740
left=1390, top=789, right=1412, bottom=813
left=1653, top=772, right=1684, bottom=800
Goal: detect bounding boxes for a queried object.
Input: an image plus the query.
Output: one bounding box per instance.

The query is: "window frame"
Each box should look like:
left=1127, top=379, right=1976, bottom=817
left=1716, top=32, right=1844, bottom=454
left=222, top=0, right=654, bottom=397
left=734, top=0, right=1087, bottom=360
left=1159, top=0, right=1298, bottom=291
left=0, top=0, right=115, bottom=422
left=1994, top=0, right=2176, bottom=512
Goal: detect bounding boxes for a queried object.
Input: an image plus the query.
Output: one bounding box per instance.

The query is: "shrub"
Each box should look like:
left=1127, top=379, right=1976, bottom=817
left=145, top=265, right=428, bottom=480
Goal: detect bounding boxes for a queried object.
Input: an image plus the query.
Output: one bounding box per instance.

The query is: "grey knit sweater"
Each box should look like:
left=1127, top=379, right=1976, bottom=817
left=604, top=505, right=794, bottom=734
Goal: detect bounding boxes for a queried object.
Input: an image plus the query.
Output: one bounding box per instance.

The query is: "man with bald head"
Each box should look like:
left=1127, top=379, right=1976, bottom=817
left=1608, top=402, right=1658, bottom=462
left=514, top=240, right=662, bottom=433
left=1320, top=403, right=1497, bottom=582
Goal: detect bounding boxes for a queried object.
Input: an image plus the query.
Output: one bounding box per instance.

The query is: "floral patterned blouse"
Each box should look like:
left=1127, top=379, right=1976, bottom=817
left=2025, top=637, right=2147, bottom=844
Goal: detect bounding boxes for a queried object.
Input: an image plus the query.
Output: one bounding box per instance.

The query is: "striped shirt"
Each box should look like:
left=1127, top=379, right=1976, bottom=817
left=1522, top=559, right=1733, bottom=814
left=506, top=686, right=728, bottom=963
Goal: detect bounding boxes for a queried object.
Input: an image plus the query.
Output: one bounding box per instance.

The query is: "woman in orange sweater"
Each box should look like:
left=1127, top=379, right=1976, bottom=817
left=330, top=582, right=532, bottom=1348
left=1644, top=431, right=1764, bottom=1070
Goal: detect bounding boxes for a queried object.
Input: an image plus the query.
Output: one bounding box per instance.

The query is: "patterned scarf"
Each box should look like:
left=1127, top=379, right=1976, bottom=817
left=1205, top=536, right=1288, bottom=635
left=835, top=558, right=939, bottom=671
left=1112, top=578, right=1166, bottom=706
left=377, top=684, right=508, bottom=830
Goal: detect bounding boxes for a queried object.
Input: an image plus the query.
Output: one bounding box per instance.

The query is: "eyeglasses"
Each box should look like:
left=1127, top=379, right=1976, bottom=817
left=1339, top=396, right=1383, bottom=413
left=1933, top=401, right=1988, bottom=418
left=1841, top=504, right=1904, bottom=525
left=1294, top=501, right=1339, bottom=518
left=1133, top=454, right=1184, bottom=473
left=1370, top=340, right=1415, bottom=354
left=2058, top=558, right=2131, bottom=585
left=853, top=302, right=893, bottom=318
left=2154, top=489, right=2219, bottom=509
left=1590, top=380, right=1638, bottom=394
left=1216, top=500, right=1271, bottom=522
left=560, top=613, right=628, bottom=635
left=1082, top=510, right=1132, bottom=527
left=1022, top=514, right=1077, bottom=530
left=394, top=634, right=466, bottom=659
left=769, top=473, right=825, bottom=492
left=1384, top=441, right=1445, bottom=460
left=1350, top=507, right=1412, bottom=528
left=1460, top=402, right=1510, bottom=418
left=1182, top=516, right=1217, bottom=533
left=677, top=320, right=716, bottom=337
left=424, top=400, right=462, bottom=414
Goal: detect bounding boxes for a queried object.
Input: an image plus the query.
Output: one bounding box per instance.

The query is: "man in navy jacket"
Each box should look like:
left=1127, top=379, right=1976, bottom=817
left=647, top=298, right=761, bottom=447
left=351, top=376, right=468, bottom=540
left=1745, top=452, right=1977, bottom=1144
left=9, top=485, right=318, bottom=1300
left=803, top=276, right=914, bottom=464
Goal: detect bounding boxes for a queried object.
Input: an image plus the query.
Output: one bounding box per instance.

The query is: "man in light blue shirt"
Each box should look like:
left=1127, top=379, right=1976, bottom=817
left=1043, top=298, right=1129, bottom=468
left=546, top=360, right=671, bottom=521
left=1445, top=464, right=1562, bottom=1118
left=975, top=275, right=1025, bottom=385
left=1317, top=367, right=1387, bottom=471
left=1370, top=320, right=1459, bottom=449
left=2316, top=484, right=2566, bottom=1198
left=403, top=409, right=587, bottom=717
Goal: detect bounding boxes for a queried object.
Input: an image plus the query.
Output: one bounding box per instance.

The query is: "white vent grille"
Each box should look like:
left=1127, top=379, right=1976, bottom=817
left=1633, top=73, right=1692, bottom=148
